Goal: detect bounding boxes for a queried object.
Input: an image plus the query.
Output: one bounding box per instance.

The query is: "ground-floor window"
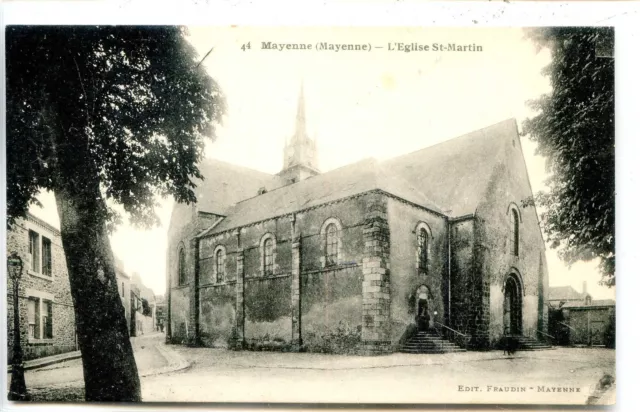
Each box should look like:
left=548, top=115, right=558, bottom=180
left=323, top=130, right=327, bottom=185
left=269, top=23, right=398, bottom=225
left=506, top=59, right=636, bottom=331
left=25, top=291, right=54, bottom=340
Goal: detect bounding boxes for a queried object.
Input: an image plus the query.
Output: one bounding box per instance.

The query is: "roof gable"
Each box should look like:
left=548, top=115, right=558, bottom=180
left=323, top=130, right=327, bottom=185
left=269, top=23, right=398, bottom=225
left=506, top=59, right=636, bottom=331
left=549, top=286, right=584, bottom=301
left=381, top=119, right=518, bottom=216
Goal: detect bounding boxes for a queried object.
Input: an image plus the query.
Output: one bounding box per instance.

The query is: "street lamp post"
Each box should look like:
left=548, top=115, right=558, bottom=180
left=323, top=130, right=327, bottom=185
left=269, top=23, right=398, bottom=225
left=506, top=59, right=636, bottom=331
left=8, top=252, right=29, bottom=401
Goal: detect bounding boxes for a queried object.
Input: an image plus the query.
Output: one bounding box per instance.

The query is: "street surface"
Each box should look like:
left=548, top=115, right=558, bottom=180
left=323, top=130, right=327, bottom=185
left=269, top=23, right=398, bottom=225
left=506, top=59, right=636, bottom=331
left=143, top=345, right=614, bottom=405
left=14, top=336, right=614, bottom=405
left=9, top=333, right=167, bottom=400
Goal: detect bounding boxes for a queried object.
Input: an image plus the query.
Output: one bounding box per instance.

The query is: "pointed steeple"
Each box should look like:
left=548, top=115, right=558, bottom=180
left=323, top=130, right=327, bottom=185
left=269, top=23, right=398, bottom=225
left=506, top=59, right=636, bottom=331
left=279, top=81, right=320, bottom=183
left=294, top=81, right=307, bottom=140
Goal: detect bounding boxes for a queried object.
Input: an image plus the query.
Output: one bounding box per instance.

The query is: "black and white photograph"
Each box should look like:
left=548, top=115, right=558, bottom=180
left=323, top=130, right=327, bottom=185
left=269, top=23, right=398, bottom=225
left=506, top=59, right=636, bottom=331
left=2, top=15, right=622, bottom=408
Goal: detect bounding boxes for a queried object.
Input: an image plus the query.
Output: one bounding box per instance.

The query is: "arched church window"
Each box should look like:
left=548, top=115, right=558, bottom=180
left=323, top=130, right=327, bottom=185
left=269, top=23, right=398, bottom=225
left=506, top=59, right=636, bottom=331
left=325, top=223, right=339, bottom=266
left=510, top=208, right=520, bottom=256
left=415, top=222, right=431, bottom=273
left=418, top=228, right=428, bottom=270
left=215, top=247, right=226, bottom=283
left=263, top=238, right=274, bottom=276
left=320, top=218, right=343, bottom=268
left=260, top=233, right=277, bottom=276
left=178, top=246, right=186, bottom=286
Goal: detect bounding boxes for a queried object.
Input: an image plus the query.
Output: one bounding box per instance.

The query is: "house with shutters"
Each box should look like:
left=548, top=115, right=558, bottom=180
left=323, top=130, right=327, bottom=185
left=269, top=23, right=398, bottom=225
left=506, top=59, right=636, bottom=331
left=165, top=89, right=550, bottom=354
left=6, top=213, right=77, bottom=362
left=6, top=213, right=145, bottom=363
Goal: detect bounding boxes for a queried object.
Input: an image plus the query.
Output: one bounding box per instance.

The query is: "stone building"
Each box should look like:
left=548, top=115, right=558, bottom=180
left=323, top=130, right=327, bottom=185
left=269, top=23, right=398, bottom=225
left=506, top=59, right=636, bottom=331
left=166, top=91, right=550, bottom=354
left=6, top=213, right=77, bottom=362
left=548, top=284, right=615, bottom=347
left=130, top=272, right=157, bottom=336
left=115, top=257, right=132, bottom=335
left=548, top=282, right=590, bottom=309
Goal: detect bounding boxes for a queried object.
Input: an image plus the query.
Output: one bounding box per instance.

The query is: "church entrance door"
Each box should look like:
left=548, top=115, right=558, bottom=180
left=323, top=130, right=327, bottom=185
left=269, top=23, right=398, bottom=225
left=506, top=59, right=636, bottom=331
left=415, top=285, right=430, bottom=332
left=503, top=274, right=523, bottom=335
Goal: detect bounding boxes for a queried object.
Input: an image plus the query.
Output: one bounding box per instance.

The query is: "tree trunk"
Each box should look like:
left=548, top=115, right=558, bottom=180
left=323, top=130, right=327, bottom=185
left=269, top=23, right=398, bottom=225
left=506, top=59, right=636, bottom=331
left=55, top=186, right=141, bottom=402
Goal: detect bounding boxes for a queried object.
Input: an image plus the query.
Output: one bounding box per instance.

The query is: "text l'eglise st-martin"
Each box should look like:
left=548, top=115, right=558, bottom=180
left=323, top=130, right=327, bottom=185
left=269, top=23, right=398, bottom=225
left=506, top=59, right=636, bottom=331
left=259, top=42, right=483, bottom=52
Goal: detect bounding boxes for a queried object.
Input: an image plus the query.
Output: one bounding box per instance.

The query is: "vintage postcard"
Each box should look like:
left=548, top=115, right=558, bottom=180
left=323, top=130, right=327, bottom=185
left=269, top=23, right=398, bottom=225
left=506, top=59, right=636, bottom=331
left=2, top=9, right=622, bottom=410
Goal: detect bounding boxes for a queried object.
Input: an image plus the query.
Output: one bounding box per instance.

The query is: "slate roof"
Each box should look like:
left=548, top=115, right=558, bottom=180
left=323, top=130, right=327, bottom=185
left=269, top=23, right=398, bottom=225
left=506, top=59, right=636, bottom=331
left=194, top=158, right=287, bottom=216
left=549, top=286, right=585, bottom=302
left=381, top=118, right=518, bottom=216
left=197, top=118, right=520, bottom=237
left=562, top=299, right=615, bottom=309
left=203, top=158, right=446, bottom=235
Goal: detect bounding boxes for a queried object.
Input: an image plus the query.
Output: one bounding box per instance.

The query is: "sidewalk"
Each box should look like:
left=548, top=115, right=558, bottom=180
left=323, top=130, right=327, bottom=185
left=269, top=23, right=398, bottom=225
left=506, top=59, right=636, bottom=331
left=7, top=350, right=81, bottom=373
left=7, top=332, right=166, bottom=373
left=10, top=333, right=189, bottom=392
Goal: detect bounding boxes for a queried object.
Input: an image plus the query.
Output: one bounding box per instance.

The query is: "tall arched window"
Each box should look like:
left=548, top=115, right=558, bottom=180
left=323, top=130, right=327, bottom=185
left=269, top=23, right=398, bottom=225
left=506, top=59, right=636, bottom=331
left=178, top=247, right=186, bottom=286
left=510, top=209, right=520, bottom=256
left=415, top=222, right=431, bottom=273
left=263, top=238, right=274, bottom=276
left=325, top=223, right=339, bottom=266
left=215, top=247, right=226, bottom=283
left=320, top=217, right=343, bottom=268
left=418, top=228, right=428, bottom=270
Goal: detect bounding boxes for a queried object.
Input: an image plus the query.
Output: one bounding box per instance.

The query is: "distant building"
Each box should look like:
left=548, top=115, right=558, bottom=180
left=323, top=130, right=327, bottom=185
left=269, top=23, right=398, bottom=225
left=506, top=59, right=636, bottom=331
left=6, top=213, right=77, bottom=362
left=548, top=282, right=590, bottom=309
left=548, top=283, right=615, bottom=347
left=114, top=257, right=132, bottom=335
left=165, top=89, right=550, bottom=354
left=129, top=272, right=156, bottom=336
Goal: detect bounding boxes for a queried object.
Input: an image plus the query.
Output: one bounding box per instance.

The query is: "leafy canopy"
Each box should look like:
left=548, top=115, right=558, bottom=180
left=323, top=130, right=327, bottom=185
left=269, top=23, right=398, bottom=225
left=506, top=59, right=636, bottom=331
left=522, top=27, right=614, bottom=286
left=6, top=26, right=225, bottom=227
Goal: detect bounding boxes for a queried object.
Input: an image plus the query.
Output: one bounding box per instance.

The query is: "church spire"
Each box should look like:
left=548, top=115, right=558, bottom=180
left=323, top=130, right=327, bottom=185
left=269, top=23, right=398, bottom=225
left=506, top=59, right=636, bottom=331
left=279, top=81, right=320, bottom=183
left=294, top=81, right=306, bottom=140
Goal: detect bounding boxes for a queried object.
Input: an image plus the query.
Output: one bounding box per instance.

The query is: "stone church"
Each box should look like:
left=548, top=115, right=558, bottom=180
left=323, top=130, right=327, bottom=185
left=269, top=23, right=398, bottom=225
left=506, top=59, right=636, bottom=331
left=166, top=88, right=550, bottom=354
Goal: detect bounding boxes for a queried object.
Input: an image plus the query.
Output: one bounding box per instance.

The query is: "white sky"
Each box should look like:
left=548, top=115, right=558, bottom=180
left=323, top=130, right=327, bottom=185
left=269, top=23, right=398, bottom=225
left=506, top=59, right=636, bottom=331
left=28, top=27, right=615, bottom=301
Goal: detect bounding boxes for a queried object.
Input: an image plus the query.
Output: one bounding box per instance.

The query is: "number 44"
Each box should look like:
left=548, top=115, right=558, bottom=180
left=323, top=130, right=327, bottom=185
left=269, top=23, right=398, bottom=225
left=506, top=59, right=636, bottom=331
left=241, top=42, right=251, bottom=51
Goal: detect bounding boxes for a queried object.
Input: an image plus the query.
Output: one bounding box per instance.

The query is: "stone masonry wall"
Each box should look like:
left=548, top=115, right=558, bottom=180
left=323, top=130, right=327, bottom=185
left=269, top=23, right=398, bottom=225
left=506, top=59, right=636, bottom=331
left=196, top=194, right=368, bottom=354
left=562, top=307, right=614, bottom=346
left=166, top=204, right=218, bottom=344
left=449, top=218, right=480, bottom=348
left=6, top=216, right=77, bottom=363
left=474, top=129, right=550, bottom=347
left=360, top=194, right=391, bottom=355
left=386, top=197, right=448, bottom=349
left=298, top=196, right=366, bottom=354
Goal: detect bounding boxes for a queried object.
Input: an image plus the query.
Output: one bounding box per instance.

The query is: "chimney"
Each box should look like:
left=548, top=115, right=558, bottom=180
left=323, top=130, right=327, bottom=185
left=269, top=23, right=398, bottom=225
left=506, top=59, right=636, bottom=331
left=582, top=281, right=587, bottom=295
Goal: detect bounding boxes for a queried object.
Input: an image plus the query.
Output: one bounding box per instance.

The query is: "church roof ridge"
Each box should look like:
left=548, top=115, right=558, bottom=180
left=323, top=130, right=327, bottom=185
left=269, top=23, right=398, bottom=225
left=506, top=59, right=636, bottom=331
left=235, top=157, right=376, bottom=206
left=383, top=118, right=517, bottom=161
left=197, top=119, right=520, bottom=237
left=197, top=157, right=276, bottom=179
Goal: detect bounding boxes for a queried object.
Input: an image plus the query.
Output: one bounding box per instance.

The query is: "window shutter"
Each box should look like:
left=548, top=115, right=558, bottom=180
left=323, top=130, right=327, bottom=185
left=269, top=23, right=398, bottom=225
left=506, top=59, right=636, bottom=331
left=45, top=301, right=53, bottom=338
left=34, top=299, right=41, bottom=339
left=42, top=238, right=52, bottom=276
left=27, top=299, right=36, bottom=338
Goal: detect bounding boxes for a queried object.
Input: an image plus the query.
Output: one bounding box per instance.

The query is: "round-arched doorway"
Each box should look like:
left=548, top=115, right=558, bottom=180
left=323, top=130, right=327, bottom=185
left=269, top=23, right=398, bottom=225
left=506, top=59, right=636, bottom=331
left=503, top=273, right=523, bottom=336
left=415, top=285, right=430, bottom=331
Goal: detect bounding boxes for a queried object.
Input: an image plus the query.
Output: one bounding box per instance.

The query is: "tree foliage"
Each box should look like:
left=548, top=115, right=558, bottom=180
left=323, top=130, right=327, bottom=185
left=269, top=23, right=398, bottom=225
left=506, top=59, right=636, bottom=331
left=6, top=26, right=224, bottom=401
left=522, top=27, right=614, bottom=286
left=7, top=25, right=224, bottom=227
